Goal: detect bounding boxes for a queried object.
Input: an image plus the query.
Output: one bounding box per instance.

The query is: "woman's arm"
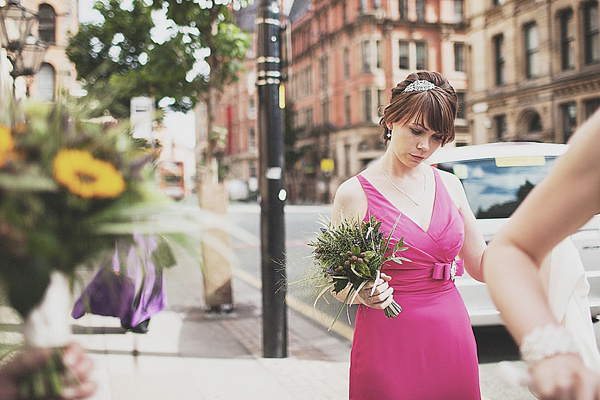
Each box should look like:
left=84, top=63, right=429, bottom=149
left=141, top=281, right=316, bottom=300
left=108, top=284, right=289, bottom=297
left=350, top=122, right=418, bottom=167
left=330, top=177, right=393, bottom=308
left=440, top=170, right=486, bottom=282
left=483, top=109, right=600, bottom=399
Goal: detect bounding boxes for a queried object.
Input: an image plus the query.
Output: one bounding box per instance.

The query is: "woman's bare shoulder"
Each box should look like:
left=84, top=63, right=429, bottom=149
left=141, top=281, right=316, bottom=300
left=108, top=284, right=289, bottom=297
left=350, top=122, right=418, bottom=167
left=332, top=176, right=367, bottom=222
left=434, top=166, right=467, bottom=208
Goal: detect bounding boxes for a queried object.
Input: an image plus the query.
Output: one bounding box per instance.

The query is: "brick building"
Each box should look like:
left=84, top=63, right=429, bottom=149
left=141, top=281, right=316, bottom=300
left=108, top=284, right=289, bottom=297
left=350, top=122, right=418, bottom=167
left=467, top=0, right=600, bottom=144
left=287, top=0, right=468, bottom=203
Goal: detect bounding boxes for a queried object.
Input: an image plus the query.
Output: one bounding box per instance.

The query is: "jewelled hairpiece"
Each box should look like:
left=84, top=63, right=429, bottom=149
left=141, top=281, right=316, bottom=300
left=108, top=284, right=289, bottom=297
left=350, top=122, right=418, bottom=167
left=403, top=80, right=436, bottom=93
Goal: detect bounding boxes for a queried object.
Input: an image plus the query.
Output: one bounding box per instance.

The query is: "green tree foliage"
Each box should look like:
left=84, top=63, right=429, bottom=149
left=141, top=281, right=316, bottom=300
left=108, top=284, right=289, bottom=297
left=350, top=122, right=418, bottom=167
left=67, top=0, right=250, bottom=120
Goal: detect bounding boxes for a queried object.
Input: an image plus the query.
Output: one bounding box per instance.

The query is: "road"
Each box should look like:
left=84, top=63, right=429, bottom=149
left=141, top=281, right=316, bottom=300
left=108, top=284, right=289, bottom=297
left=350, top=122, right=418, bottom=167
left=183, top=198, right=600, bottom=399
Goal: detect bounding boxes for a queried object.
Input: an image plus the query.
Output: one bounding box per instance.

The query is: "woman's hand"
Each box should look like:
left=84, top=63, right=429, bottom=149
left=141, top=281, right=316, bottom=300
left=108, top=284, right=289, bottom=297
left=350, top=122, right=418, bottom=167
left=357, top=273, right=394, bottom=310
left=0, top=342, right=96, bottom=400
left=527, top=354, right=600, bottom=399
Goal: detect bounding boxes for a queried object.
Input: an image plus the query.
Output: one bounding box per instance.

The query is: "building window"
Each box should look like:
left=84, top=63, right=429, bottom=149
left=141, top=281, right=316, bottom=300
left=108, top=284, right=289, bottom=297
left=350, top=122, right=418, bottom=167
left=248, top=127, right=256, bottom=151
left=560, top=102, right=577, bottom=143
left=343, top=2, right=347, bottom=23
left=362, top=40, right=371, bottom=72
left=399, top=0, right=408, bottom=20
left=345, top=95, right=351, bottom=125
left=494, top=114, right=507, bottom=141
left=456, top=92, right=466, bottom=119
left=376, top=40, right=381, bottom=69
left=344, top=143, right=351, bottom=177
left=454, top=43, right=465, bottom=72
left=560, top=9, right=575, bottom=70
left=416, top=42, right=427, bottom=70
left=374, top=0, right=380, bottom=10
left=322, top=98, right=329, bottom=124
left=307, top=107, right=313, bottom=129
left=416, top=0, right=425, bottom=21
left=36, top=63, right=55, bottom=101
left=38, top=4, right=56, bottom=45
left=524, top=23, right=539, bottom=78
left=344, top=48, right=349, bottom=78
left=359, top=0, right=365, bottom=14
left=364, top=89, right=372, bottom=122
left=398, top=41, right=409, bottom=69
left=320, top=56, right=328, bottom=88
left=454, top=0, right=463, bottom=22
left=585, top=98, right=600, bottom=119
left=249, top=162, right=257, bottom=177
left=248, top=97, right=256, bottom=119
left=493, top=34, right=505, bottom=86
left=583, top=1, right=599, bottom=65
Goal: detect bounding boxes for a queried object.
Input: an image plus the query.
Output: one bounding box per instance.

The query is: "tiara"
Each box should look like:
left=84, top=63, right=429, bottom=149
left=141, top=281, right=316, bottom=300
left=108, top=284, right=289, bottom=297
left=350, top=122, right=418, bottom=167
left=403, top=80, right=436, bottom=93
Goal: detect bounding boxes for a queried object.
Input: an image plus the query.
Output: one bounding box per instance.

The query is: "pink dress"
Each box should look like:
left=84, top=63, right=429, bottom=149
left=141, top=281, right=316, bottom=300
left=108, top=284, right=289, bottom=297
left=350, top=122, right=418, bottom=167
left=350, top=168, right=480, bottom=400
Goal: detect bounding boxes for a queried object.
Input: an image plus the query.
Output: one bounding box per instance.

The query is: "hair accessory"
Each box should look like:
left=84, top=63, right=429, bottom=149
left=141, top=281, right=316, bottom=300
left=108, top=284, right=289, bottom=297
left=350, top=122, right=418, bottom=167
left=403, top=80, right=436, bottom=93
left=519, top=324, right=579, bottom=365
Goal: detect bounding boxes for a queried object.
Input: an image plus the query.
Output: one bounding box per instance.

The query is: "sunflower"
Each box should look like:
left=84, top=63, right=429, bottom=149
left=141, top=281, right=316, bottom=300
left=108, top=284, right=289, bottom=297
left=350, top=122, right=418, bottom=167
left=0, top=125, right=15, bottom=167
left=53, top=149, right=126, bottom=198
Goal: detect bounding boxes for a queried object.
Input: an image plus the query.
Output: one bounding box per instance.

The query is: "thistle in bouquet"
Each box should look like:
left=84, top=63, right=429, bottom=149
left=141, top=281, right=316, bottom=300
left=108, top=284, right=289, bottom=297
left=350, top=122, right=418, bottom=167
left=308, top=215, right=410, bottom=330
left=0, top=100, right=176, bottom=398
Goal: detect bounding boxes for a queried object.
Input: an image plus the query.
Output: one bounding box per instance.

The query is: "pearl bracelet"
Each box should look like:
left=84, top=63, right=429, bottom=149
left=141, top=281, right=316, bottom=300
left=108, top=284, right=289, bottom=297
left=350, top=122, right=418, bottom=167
left=519, top=324, right=580, bottom=364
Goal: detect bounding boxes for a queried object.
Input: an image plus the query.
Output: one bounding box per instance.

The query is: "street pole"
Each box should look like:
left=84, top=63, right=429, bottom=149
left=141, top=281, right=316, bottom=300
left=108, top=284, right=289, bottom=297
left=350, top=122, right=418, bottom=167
left=256, top=0, right=287, bottom=358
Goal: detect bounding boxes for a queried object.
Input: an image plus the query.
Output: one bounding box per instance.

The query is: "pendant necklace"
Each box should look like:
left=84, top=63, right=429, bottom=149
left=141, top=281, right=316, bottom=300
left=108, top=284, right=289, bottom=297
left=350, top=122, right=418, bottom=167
left=379, top=162, right=426, bottom=206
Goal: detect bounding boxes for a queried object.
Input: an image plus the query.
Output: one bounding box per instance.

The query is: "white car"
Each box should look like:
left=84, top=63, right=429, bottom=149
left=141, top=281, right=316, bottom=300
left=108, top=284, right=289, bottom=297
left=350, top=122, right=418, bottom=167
left=428, top=142, right=600, bottom=326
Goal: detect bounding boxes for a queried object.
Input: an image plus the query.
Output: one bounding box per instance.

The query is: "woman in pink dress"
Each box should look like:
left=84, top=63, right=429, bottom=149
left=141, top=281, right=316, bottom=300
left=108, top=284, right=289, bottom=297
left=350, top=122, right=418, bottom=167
left=332, top=71, right=486, bottom=399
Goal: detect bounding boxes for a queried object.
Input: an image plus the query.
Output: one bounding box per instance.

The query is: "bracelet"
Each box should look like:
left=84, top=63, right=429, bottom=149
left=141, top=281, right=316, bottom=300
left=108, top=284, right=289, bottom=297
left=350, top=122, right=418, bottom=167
left=519, top=324, right=580, bottom=365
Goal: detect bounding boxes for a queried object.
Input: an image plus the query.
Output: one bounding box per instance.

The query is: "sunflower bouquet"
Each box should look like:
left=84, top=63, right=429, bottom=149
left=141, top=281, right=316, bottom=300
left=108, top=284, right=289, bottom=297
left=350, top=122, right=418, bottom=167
left=0, top=100, right=176, bottom=398
left=308, top=215, right=409, bottom=330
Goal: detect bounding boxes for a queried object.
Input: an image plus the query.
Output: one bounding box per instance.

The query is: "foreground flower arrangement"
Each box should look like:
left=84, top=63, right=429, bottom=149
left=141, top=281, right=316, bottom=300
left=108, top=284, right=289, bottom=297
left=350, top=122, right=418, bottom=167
left=0, top=100, right=176, bottom=398
left=307, top=215, right=409, bottom=330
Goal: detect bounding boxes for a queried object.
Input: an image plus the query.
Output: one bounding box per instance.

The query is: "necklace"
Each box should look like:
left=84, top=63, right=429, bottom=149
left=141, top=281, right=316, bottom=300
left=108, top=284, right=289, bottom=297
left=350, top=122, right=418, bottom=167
left=379, top=162, right=426, bottom=206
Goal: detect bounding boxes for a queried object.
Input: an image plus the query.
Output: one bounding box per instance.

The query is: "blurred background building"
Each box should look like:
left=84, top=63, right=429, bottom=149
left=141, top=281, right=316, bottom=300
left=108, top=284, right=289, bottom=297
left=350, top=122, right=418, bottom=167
left=11, top=0, right=79, bottom=100
left=468, top=0, right=600, bottom=144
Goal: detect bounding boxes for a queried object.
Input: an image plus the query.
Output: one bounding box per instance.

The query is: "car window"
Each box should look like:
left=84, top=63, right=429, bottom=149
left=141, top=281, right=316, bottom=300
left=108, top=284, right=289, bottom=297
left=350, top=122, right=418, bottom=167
left=436, top=156, right=558, bottom=219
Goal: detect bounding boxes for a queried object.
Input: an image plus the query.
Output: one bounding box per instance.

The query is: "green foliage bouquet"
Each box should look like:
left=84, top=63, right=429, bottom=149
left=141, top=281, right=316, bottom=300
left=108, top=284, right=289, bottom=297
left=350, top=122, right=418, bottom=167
left=0, top=100, right=176, bottom=398
left=308, top=215, right=409, bottom=330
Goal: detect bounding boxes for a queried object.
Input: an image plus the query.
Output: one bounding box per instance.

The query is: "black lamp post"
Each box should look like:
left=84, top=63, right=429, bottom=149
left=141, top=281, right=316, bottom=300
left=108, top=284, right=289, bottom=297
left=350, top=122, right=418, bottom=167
left=0, top=0, right=47, bottom=78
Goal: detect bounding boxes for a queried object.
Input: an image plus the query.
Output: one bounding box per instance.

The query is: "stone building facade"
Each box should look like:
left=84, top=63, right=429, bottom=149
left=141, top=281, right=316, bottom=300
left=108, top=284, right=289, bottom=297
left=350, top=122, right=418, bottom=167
left=467, top=0, right=600, bottom=144
left=287, top=0, right=468, bottom=203
left=11, top=1, right=80, bottom=100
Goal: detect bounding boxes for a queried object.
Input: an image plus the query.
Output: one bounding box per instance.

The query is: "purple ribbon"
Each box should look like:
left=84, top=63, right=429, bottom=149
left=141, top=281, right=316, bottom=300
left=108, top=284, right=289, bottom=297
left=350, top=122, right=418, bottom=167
left=432, top=259, right=464, bottom=281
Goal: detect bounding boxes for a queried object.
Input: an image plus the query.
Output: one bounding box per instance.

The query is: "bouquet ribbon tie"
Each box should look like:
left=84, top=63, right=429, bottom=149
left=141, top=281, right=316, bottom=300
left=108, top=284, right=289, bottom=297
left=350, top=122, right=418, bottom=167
left=432, top=259, right=464, bottom=281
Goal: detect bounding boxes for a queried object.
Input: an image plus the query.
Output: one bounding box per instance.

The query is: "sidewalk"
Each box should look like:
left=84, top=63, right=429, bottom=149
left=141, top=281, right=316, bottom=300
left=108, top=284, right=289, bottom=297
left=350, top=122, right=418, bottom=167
left=74, top=265, right=352, bottom=400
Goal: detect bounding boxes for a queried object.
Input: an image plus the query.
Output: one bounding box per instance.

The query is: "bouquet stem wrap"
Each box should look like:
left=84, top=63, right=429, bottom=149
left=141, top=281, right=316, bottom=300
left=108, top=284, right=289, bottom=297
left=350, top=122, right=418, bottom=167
left=22, top=271, right=72, bottom=348
left=19, top=271, right=76, bottom=399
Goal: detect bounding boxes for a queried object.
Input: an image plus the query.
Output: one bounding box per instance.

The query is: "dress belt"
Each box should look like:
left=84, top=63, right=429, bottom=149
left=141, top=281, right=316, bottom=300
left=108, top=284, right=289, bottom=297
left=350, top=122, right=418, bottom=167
left=432, top=259, right=464, bottom=281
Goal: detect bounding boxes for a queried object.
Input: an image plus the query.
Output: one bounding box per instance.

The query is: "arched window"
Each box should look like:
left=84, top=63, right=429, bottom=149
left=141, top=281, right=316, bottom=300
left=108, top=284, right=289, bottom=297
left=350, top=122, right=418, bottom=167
left=36, top=63, right=55, bottom=101
left=38, top=4, right=56, bottom=45
left=517, top=109, right=543, bottom=136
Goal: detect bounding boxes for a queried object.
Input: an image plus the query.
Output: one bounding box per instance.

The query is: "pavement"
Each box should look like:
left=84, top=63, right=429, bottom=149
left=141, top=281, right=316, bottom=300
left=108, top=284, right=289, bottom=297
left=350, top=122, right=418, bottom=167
left=67, top=260, right=353, bottom=400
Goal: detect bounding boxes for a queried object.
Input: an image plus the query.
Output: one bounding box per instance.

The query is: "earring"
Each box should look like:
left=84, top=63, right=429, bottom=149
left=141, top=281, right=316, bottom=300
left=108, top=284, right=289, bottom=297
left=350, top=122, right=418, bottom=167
left=386, top=130, right=392, bottom=140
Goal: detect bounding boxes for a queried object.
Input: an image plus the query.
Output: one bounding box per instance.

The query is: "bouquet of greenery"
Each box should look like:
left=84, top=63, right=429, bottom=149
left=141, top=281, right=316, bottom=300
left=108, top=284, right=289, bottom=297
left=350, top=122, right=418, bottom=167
left=308, top=215, right=409, bottom=330
left=0, top=100, right=177, bottom=398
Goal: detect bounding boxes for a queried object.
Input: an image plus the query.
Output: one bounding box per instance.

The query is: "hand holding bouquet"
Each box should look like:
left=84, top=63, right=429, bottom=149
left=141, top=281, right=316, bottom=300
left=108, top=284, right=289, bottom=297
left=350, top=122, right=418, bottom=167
left=308, top=215, right=409, bottom=329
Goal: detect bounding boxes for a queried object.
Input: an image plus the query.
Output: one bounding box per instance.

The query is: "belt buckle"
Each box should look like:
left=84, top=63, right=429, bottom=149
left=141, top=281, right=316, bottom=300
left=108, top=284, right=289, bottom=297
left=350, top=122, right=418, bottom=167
left=450, top=260, right=457, bottom=282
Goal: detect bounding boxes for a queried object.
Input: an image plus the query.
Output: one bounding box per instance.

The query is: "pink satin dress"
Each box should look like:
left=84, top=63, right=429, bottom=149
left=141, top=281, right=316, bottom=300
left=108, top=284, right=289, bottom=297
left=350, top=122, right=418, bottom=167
left=350, top=168, right=480, bottom=400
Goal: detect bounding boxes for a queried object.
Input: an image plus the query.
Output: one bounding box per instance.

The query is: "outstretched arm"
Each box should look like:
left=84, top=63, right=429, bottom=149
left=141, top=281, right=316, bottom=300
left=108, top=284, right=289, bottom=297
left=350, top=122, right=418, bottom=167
left=483, top=109, right=600, bottom=399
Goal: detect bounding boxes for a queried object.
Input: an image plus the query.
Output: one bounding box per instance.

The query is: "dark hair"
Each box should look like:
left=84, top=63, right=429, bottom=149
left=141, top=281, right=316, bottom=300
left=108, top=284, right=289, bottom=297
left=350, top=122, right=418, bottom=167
left=379, top=71, right=458, bottom=146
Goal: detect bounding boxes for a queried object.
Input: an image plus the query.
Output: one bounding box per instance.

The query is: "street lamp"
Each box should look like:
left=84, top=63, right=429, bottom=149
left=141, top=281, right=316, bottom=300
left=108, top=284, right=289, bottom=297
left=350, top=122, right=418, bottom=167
left=11, top=34, right=47, bottom=77
left=0, top=0, right=48, bottom=78
left=0, top=0, right=37, bottom=53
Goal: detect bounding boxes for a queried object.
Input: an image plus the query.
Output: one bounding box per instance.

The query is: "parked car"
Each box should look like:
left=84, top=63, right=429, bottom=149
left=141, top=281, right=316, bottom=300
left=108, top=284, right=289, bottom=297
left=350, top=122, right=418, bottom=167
left=428, top=142, right=600, bottom=326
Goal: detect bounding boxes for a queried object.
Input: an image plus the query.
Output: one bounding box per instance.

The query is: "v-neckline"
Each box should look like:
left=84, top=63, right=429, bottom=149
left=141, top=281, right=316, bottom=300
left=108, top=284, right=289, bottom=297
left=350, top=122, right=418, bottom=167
left=361, top=167, right=438, bottom=234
